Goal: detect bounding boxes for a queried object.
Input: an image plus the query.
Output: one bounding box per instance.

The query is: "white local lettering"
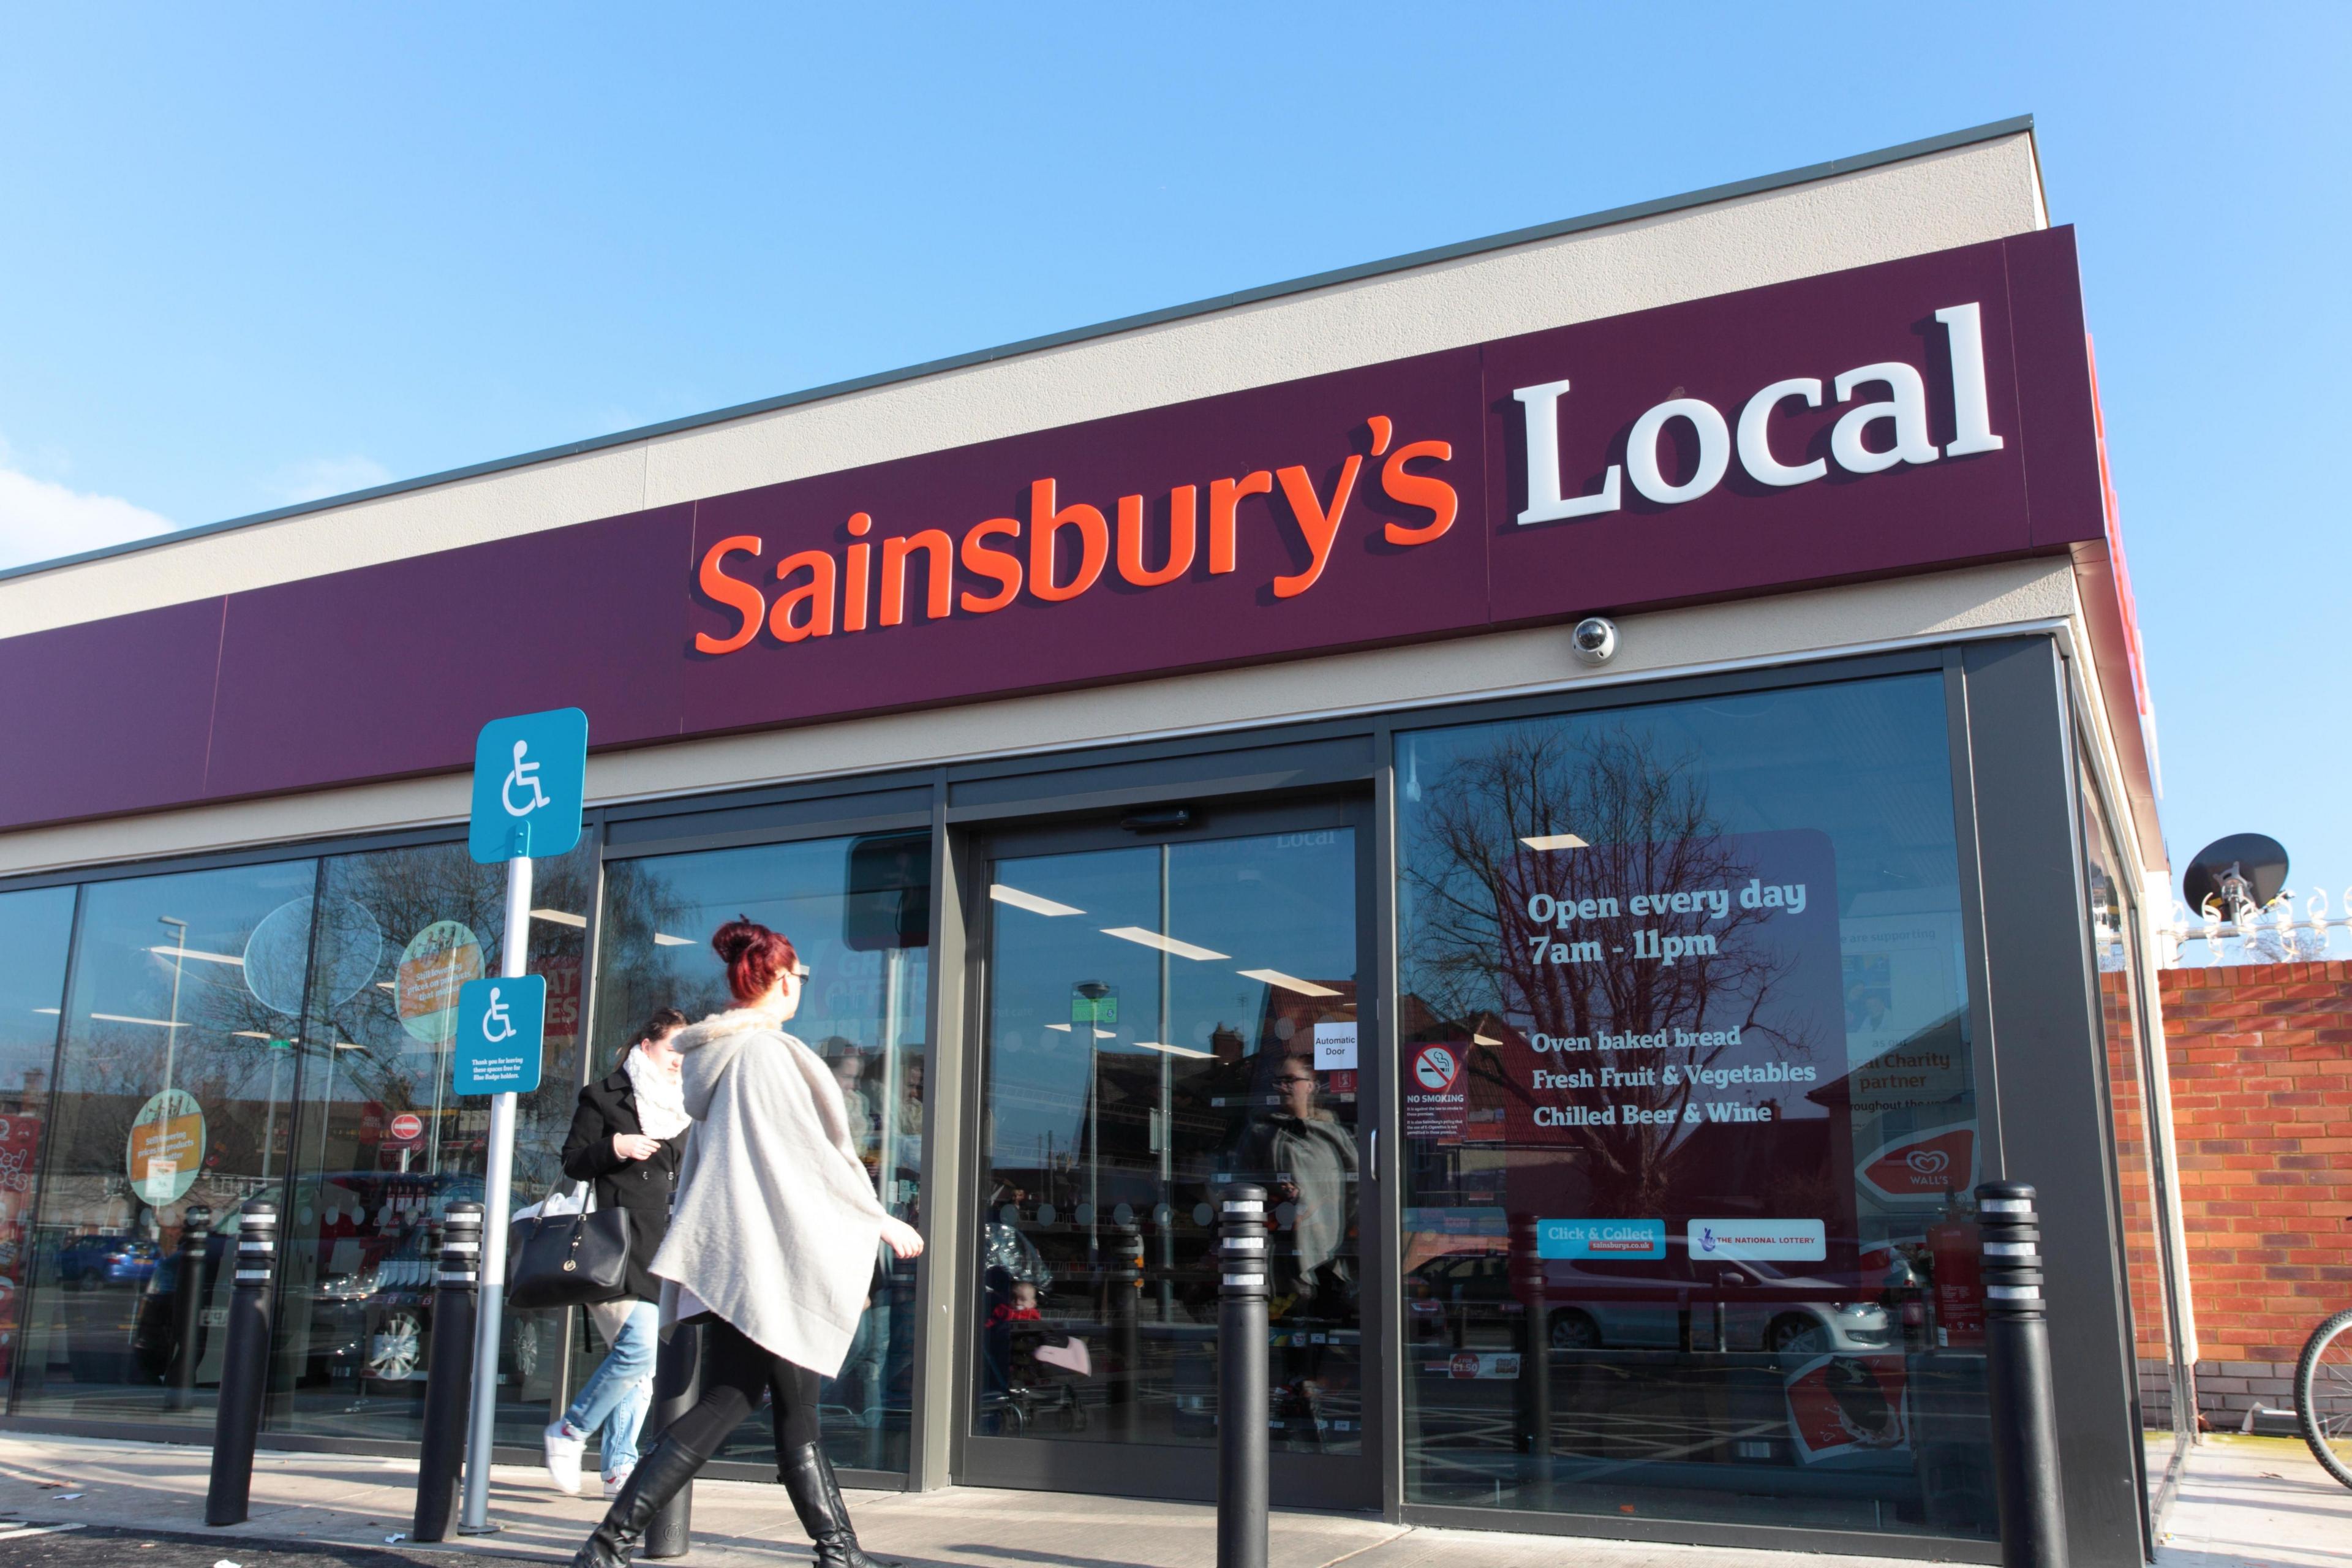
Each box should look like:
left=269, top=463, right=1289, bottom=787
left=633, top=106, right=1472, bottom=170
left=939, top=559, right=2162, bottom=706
left=1515, top=303, right=2000, bottom=526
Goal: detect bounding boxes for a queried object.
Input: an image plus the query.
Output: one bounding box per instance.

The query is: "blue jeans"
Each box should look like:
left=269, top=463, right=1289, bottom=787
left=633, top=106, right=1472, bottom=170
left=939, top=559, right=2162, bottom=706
left=564, top=1298, right=657, bottom=1474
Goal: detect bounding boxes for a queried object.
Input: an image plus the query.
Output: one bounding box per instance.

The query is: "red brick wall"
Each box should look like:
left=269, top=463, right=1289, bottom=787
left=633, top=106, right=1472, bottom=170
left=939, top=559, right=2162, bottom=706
left=2160, top=961, right=2352, bottom=1366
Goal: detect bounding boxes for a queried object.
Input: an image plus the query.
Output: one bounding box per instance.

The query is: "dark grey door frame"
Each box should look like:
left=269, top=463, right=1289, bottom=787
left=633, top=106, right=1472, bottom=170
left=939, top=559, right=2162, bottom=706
left=1955, top=636, right=2147, bottom=1568
left=948, top=792, right=1385, bottom=1512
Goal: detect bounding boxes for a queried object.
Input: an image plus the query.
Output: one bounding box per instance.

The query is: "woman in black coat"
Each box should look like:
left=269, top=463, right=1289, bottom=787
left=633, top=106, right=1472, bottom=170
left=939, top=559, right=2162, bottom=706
left=540, top=1007, right=690, bottom=1498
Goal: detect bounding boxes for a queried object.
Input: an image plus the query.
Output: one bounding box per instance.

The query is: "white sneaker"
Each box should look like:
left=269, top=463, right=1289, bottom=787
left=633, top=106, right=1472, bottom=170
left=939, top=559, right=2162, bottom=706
left=542, top=1419, right=586, bottom=1495
left=602, top=1464, right=634, bottom=1499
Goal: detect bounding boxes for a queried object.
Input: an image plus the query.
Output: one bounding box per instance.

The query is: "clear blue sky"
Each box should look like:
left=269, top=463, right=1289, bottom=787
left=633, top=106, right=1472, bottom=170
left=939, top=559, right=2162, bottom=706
left=3, top=6, right=2345, bottom=902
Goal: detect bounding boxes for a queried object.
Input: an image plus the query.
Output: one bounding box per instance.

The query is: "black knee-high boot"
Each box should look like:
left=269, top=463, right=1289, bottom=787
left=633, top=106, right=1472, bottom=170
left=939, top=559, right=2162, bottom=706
left=778, top=1441, right=900, bottom=1568
left=570, top=1433, right=706, bottom=1568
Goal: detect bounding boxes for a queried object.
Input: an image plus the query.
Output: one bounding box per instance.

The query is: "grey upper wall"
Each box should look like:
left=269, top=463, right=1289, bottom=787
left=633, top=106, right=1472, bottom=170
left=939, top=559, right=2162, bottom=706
left=0, top=120, right=2047, bottom=635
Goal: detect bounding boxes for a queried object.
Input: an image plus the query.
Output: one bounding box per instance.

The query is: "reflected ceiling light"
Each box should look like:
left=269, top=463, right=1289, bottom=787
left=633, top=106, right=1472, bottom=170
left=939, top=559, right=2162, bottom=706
left=990, top=884, right=1085, bottom=918
left=1473, top=1031, right=1502, bottom=1047
left=1101, top=926, right=1229, bottom=962
left=1044, top=1023, right=1072, bottom=1033
left=1237, top=968, right=1340, bottom=998
left=377, top=982, right=396, bottom=991
left=530, top=908, right=587, bottom=929
left=1094, top=1028, right=1115, bottom=1040
left=1136, top=1040, right=1212, bottom=1060
left=91, top=1012, right=189, bottom=1028
left=652, top=933, right=693, bottom=947
left=333, top=1041, right=365, bottom=1051
left=1519, top=833, right=1589, bottom=852
left=148, top=944, right=244, bottom=966
left=232, top=1030, right=274, bottom=1040
left=32, top=1007, right=59, bottom=1016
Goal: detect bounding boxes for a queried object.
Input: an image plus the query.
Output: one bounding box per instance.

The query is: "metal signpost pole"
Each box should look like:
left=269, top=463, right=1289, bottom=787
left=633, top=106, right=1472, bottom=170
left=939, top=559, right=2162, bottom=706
left=454, top=706, right=585, bottom=1539
left=459, top=849, right=530, bottom=1534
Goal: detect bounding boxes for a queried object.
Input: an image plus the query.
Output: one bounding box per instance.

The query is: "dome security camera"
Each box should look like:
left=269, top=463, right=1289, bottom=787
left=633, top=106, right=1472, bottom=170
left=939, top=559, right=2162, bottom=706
left=1570, top=616, right=1619, bottom=666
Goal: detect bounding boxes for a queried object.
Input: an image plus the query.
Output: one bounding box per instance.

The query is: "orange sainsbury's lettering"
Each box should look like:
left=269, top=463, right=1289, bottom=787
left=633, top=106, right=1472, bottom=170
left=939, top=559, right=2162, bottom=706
left=1380, top=440, right=1457, bottom=545
left=881, top=530, right=955, bottom=625
left=1209, top=471, right=1273, bottom=575
left=696, top=417, right=1458, bottom=654
left=960, top=516, right=1022, bottom=613
left=770, top=549, right=837, bottom=642
left=1117, top=486, right=1196, bottom=587
left=1272, top=456, right=1362, bottom=599
left=695, top=535, right=766, bottom=654
left=1028, top=478, right=1107, bottom=603
left=842, top=513, right=874, bottom=633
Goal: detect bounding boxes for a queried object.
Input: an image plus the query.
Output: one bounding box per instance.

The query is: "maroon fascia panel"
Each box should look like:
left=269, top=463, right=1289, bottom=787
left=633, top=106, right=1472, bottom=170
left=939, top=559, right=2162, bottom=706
left=0, top=228, right=2113, bottom=833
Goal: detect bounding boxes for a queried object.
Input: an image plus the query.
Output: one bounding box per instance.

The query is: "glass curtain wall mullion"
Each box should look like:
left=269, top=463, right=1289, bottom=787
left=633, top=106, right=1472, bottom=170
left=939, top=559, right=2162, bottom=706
left=257, top=859, right=332, bottom=1430
left=6, top=882, right=86, bottom=1417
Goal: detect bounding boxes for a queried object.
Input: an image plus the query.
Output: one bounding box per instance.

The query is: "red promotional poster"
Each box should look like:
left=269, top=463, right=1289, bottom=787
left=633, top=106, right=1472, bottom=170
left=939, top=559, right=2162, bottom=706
left=1928, top=1212, right=1987, bottom=1348
left=1784, top=1352, right=1910, bottom=1463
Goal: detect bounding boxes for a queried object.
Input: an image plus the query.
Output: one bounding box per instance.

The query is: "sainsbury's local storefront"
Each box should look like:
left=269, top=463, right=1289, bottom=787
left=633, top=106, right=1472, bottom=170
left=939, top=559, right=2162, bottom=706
left=0, top=119, right=2187, bottom=1563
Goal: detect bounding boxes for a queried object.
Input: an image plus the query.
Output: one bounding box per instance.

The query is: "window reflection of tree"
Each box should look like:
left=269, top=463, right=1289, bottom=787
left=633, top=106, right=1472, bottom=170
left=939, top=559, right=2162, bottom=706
left=296, top=845, right=595, bottom=1198
left=1402, top=725, right=1794, bottom=1215
left=587, top=860, right=728, bottom=1074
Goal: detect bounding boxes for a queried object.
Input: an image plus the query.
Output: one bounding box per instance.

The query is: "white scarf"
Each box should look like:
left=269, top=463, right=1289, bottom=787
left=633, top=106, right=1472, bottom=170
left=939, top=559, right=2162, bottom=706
left=625, top=1046, right=692, bottom=1140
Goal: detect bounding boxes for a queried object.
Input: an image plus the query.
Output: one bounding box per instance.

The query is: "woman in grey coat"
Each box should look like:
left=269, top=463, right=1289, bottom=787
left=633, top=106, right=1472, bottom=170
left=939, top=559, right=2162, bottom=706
left=570, top=918, right=924, bottom=1568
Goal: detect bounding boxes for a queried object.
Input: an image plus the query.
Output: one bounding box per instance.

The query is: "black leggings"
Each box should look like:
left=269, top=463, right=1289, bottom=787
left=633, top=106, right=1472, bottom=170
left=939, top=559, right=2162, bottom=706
left=663, top=1314, right=823, bottom=1460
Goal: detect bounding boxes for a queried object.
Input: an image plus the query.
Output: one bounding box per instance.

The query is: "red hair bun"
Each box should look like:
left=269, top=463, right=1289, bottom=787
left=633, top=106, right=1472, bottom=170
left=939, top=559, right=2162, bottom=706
left=712, top=917, right=799, bottom=1004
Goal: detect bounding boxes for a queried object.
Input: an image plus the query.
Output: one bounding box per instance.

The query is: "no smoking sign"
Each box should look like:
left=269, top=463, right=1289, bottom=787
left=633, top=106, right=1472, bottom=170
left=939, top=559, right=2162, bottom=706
left=1412, top=1044, right=1461, bottom=1093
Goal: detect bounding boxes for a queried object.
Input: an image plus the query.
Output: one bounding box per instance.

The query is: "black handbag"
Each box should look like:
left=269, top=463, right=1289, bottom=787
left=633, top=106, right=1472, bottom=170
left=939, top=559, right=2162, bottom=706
left=507, top=1180, right=632, bottom=1310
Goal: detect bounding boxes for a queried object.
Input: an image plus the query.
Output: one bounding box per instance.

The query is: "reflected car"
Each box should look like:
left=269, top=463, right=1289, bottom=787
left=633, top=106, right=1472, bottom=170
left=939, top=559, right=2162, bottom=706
left=56, top=1234, right=160, bottom=1289
left=292, top=1173, right=543, bottom=1395
left=1409, top=1243, right=1893, bottom=1357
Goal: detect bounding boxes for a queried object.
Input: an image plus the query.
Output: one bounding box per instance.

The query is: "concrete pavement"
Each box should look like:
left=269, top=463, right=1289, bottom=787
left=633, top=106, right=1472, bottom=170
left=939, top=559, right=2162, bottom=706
left=0, top=1429, right=2340, bottom=1567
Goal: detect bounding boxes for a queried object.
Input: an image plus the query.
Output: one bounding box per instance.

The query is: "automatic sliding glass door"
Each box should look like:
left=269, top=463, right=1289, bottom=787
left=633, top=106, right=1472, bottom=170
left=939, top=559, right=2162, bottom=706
left=965, top=805, right=1375, bottom=1507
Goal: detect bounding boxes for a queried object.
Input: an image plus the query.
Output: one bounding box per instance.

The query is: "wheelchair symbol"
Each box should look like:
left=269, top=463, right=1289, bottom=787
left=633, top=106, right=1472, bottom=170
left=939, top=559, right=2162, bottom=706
left=501, top=740, right=551, bottom=818
left=480, top=986, right=518, bottom=1044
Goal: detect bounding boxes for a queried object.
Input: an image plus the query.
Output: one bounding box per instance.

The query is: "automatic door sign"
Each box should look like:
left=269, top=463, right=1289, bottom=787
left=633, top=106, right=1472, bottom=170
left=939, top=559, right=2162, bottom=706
left=468, top=709, right=588, bottom=863
left=1403, top=1043, right=1468, bottom=1142
left=454, top=975, right=546, bottom=1095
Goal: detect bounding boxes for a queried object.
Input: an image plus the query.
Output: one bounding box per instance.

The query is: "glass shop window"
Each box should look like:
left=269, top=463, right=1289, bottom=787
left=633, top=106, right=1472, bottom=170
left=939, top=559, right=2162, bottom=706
left=15, top=861, right=316, bottom=1425
left=0, top=886, right=75, bottom=1398
left=1395, top=673, right=1994, bottom=1541
left=265, top=837, right=596, bottom=1446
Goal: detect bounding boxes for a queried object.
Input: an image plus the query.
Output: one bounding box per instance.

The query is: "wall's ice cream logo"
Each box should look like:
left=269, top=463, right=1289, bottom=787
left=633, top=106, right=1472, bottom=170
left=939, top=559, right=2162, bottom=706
left=1856, top=1126, right=1977, bottom=1205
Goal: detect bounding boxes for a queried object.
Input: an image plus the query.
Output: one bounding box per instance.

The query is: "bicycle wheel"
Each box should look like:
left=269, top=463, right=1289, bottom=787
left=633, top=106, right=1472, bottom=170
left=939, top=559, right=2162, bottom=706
left=2294, top=1308, right=2352, bottom=1490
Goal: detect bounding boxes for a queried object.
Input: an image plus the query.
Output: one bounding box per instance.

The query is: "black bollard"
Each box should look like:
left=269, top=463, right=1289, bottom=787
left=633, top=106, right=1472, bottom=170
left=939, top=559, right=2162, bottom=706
left=1976, top=1182, right=2068, bottom=1568
left=412, top=1203, right=482, bottom=1544
left=1109, top=1221, right=1144, bottom=1442
left=1508, top=1213, right=1553, bottom=1483
left=643, top=1316, right=706, bottom=1559
left=1216, top=1185, right=1268, bottom=1568
left=205, top=1201, right=278, bottom=1527
left=164, top=1205, right=213, bottom=1412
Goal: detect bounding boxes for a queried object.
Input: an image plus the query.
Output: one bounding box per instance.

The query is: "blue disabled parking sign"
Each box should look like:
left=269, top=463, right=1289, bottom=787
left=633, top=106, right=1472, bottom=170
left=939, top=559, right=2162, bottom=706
left=469, top=707, right=587, bottom=863
left=454, top=974, right=546, bottom=1095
